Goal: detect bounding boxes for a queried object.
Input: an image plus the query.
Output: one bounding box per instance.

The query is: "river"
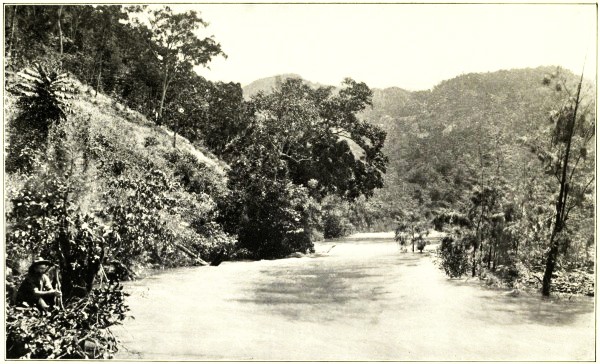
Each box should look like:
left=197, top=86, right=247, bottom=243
left=112, top=232, right=595, bottom=360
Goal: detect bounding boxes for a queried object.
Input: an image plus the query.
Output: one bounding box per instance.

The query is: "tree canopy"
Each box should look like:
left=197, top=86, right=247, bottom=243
left=239, top=78, right=388, bottom=201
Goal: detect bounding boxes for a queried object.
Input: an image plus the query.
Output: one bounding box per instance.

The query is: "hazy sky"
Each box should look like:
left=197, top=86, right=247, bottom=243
left=174, top=4, right=596, bottom=90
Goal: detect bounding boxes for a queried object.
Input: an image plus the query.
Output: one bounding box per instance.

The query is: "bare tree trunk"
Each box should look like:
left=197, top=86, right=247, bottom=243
left=542, top=228, right=561, bottom=296
left=473, top=144, right=485, bottom=277
left=173, top=242, right=209, bottom=266
left=173, top=120, right=178, bottom=148
left=158, top=67, right=170, bottom=123
left=95, top=66, right=102, bottom=97
left=57, top=6, right=64, bottom=68
left=94, top=64, right=102, bottom=97
left=471, top=244, right=478, bottom=277
left=95, top=24, right=107, bottom=97
left=7, top=6, right=18, bottom=58
left=542, top=73, right=583, bottom=296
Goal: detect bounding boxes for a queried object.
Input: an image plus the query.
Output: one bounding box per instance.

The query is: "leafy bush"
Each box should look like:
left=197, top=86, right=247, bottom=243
left=6, top=171, right=117, bottom=298
left=163, top=150, right=227, bottom=199
left=436, top=236, right=471, bottom=278
left=395, top=211, right=429, bottom=252
left=550, top=269, right=595, bottom=296
left=187, top=221, right=237, bottom=263
left=6, top=282, right=128, bottom=359
left=102, top=169, right=178, bottom=266
left=245, top=180, right=317, bottom=259
left=4, top=60, right=237, bottom=360
left=319, top=196, right=354, bottom=239
left=322, top=211, right=354, bottom=239
left=144, top=136, right=159, bottom=148
left=101, top=165, right=235, bottom=266
left=221, top=175, right=317, bottom=259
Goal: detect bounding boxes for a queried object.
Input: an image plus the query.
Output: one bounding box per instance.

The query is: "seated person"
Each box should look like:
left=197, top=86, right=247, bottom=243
left=15, top=258, right=61, bottom=310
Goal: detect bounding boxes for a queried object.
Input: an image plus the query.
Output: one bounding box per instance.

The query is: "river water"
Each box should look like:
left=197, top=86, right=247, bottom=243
left=113, top=232, right=595, bottom=360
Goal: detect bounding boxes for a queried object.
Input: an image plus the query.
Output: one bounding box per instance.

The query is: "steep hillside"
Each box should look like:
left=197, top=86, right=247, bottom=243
left=362, top=66, right=595, bottom=229
left=5, top=73, right=235, bottom=272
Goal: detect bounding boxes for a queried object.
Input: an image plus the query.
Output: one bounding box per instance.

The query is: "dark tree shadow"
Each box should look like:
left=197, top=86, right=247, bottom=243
left=234, top=257, right=392, bottom=322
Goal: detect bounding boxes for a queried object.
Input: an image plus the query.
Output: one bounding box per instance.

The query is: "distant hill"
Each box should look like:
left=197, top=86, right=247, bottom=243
left=361, top=66, right=591, bottom=131
left=242, top=74, right=329, bottom=99
left=243, top=67, right=593, bottom=140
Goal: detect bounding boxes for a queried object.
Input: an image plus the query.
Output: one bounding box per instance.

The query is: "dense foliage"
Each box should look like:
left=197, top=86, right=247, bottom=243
left=6, top=283, right=128, bottom=359
left=216, top=78, right=387, bottom=257
left=6, top=64, right=74, bottom=173
left=4, top=57, right=235, bottom=358
left=5, top=5, right=225, bottom=135
left=5, top=62, right=132, bottom=358
left=363, top=68, right=595, bottom=294
left=436, top=237, right=471, bottom=278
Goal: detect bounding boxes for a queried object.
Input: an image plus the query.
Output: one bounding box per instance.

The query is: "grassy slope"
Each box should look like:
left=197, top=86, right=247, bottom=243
left=5, top=76, right=233, bottom=270
left=73, top=81, right=228, bottom=175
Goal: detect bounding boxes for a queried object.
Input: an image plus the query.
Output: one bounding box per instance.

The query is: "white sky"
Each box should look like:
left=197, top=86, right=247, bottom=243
left=173, top=4, right=596, bottom=90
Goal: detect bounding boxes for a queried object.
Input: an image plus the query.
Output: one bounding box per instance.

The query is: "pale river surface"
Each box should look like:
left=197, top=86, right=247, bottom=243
left=113, top=232, right=595, bottom=360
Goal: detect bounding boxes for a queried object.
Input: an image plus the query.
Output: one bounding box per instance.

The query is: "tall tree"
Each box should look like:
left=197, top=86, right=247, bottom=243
left=535, top=70, right=595, bottom=295
left=6, top=5, right=19, bottom=58
left=145, top=6, right=225, bottom=123
left=57, top=5, right=64, bottom=67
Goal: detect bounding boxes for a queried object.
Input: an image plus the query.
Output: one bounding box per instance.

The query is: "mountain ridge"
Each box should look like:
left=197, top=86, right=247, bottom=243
left=242, top=66, right=593, bottom=101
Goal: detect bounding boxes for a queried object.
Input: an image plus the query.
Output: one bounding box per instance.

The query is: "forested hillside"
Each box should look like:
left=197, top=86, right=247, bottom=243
left=365, top=67, right=594, bottom=225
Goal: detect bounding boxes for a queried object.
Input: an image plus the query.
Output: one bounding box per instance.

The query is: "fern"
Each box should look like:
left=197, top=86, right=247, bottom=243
left=6, top=63, right=76, bottom=173
left=10, top=63, right=74, bottom=131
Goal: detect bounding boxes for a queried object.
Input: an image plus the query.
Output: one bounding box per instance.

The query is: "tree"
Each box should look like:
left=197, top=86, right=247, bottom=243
left=5, top=6, right=58, bottom=66
left=160, top=70, right=245, bottom=150
left=240, top=78, right=388, bottom=201
left=219, top=139, right=318, bottom=259
left=81, top=5, right=128, bottom=96
left=395, top=210, right=429, bottom=253
left=432, top=179, right=513, bottom=278
left=437, top=236, right=471, bottom=278
left=199, top=81, right=246, bottom=155
left=320, top=195, right=355, bottom=239
left=57, top=5, right=64, bottom=67
left=6, top=5, right=19, bottom=58
left=144, top=6, right=225, bottom=123
left=535, top=70, right=595, bottom=295
left=220, top=78, right=387, bottom=258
